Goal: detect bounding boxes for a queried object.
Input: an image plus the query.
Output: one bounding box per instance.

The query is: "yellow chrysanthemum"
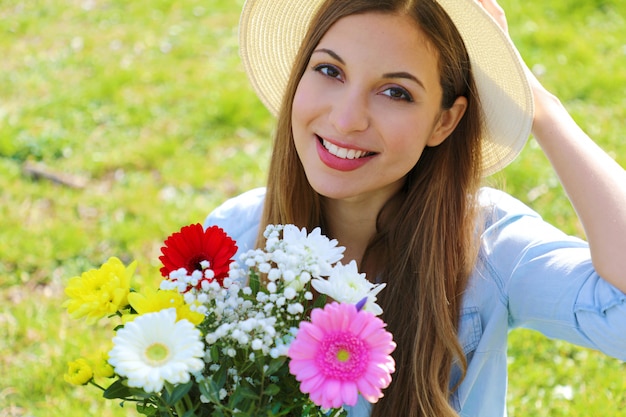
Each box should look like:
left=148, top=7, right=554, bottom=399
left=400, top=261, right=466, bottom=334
left=175, top=302, right=205, bottom=326
left=64, top=358, right=93, bottom=385
left=63, top=257, right=135, bottom=324
left=92, top=350, right=115, bottom=378
left=128, top=288, right=179, bottom=313
left=126, top=288, right=204, bottom=325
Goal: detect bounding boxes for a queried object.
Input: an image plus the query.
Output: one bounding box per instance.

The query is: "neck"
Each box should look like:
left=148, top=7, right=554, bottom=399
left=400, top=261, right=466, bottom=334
left=322, top=197, right=383, bottom=266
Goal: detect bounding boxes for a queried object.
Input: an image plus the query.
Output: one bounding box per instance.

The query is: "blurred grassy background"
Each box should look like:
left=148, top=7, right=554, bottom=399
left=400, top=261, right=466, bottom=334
left=0, top=0, right=624, bottom=416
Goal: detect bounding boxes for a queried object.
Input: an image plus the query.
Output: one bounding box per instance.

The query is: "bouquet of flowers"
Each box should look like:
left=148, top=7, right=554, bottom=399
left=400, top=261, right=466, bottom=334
left=63, top=222, right=396, bottom=416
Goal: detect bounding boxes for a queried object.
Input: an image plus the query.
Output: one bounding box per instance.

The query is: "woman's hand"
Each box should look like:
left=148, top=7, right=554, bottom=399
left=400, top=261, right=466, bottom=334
left=477, top=0, right=626, bottom=292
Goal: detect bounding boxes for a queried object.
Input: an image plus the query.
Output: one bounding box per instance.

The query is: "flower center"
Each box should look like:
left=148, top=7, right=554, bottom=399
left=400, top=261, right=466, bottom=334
left=187, top=255, right=209, bottom=272
left=145, top=342, right=170, bottom=365
left=336, top=349, right=350, bottom=362
left=317, top=331, right=369, bottom=381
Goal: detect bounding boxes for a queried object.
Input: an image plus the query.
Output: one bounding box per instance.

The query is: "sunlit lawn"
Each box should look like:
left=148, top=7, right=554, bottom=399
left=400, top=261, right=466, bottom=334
left=1, top=0, right=624, bottom=415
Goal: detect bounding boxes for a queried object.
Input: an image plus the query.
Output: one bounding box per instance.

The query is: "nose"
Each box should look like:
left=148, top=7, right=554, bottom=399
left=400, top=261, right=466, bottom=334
left=328, top=89, right=370, bottom=134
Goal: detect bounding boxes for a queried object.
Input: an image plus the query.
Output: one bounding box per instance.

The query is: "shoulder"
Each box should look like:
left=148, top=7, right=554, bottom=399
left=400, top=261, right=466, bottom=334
left=477, top=186, right=541, bottom=224
left=476, top=186, right=569, bottom=243
left=473, top=186, right=587, bottom=292
left=476, top=186, right=580, bottom=247
left=203, top=187, right=266, bottom=256
left=476, top=184, right=586, bottom=252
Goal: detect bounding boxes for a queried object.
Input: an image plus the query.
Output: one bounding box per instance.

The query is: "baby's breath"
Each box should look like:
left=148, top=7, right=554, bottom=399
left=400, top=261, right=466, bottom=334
left=150, top=224, right=360, bottom=415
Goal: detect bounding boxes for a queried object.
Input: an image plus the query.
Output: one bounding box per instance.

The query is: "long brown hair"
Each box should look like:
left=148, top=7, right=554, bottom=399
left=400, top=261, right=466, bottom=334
left=257, top=0, right=483, bottom=415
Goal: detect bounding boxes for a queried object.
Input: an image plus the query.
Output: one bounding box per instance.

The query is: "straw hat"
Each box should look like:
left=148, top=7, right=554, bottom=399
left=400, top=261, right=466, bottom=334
left=239, top=0, right=534, bottom=176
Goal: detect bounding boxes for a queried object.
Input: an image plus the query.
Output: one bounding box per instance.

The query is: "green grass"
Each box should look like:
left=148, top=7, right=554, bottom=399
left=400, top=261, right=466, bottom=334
left=1, top=0, right=624, bottom=416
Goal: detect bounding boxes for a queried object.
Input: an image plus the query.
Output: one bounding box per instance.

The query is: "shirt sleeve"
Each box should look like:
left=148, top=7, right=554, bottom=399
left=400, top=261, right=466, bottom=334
left=479, top=188, right=626, bottom=360
left=203, top=187, right=266, bottom=259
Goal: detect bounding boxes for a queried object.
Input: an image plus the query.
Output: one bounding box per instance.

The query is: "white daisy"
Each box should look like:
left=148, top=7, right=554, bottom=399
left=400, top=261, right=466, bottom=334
left=108, top=308, right=204, bottom=393
left=280, top=225, right=345, bottom=276
left=311, top=260, right=386, bottom=316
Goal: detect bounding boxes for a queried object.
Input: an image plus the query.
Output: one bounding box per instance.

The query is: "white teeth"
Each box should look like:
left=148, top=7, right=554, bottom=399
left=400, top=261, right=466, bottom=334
left=322, top=139, right=368, bottom=160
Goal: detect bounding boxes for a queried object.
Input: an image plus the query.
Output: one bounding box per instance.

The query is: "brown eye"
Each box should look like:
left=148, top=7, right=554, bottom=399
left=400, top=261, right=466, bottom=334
left=314, top=64, right=342, bottom=80
left=382, top=86, right=413, bottom=102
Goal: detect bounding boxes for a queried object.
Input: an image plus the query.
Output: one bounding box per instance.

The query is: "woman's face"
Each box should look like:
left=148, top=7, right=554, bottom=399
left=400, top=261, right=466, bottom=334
left=292, top=12, right=458, bottom=204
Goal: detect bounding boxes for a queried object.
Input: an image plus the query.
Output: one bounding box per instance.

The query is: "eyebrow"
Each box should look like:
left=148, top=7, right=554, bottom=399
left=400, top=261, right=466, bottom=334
left=312, top=48, right=426, bottom=91
left=382, top=72, right=425, bottom=91
left=313, top=48, right=345, bottom=64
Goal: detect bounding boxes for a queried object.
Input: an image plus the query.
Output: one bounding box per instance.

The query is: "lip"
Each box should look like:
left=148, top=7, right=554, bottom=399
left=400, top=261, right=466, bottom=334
left=315, top=135, right=375, bottom=172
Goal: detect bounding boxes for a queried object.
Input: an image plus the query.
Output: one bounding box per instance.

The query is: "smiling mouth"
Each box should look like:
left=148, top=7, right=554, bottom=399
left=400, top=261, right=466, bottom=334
left=319, top=137, right=374, bottom=160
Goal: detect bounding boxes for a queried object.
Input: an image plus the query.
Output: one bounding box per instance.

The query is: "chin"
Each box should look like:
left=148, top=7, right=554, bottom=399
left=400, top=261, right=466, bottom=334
left=308, top=182, right=354, bottom=201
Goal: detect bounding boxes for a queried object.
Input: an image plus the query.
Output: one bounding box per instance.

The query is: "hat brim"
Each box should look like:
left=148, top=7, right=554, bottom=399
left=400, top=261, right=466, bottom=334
left=239, top=0, right=534, bottom=176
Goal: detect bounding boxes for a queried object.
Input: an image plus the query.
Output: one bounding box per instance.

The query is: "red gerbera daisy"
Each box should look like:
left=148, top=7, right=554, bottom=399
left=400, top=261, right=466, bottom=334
left=159, top=223, right=237, bottom=288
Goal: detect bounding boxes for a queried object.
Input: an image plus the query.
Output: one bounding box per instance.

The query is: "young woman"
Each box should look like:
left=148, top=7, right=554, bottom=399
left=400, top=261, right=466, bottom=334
left=206, top=0, right=626, bottom=415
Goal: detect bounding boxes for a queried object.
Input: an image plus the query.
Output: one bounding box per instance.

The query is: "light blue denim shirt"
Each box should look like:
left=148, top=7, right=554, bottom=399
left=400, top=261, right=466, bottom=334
left=204, top=187, right=626, bottom=417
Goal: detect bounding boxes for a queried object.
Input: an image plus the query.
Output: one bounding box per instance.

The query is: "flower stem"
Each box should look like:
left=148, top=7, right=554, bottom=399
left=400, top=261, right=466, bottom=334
left=183, top=393, right=194, bottom=413
left=88, top=380, right=107, bottom=391
left=172, top=394, right=186, bottom=416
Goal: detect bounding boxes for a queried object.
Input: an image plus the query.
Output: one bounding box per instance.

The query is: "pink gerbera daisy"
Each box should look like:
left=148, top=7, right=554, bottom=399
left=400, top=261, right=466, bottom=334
left=159, top=223, right=237, bottom=288
left=287, top=302, right=396, bottom=409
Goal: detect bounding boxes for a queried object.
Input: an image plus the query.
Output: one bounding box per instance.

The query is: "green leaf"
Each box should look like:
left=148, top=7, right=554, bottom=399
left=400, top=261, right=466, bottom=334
left=270, top=402, right=283, bottom=414
left=249, top=270, right=260, bottom=295
left=235, top=386, right=259, bottom=400
left=198, top=379, right=222, bottom=405
left=313, top=294, right=327, bottom=309
left=136, top=402, right=158, bottom=416
left=102, top=379, right=133, bottom=399
left=265, top=357, right=287, bottom=375
left=227, top=387, right=254, bottom=410
left=210, top=409, right=226, bottom=417
left=164, top=380, right=193, bottom=406
left=263, top=383, right=280, bottom=397
left=103, top=379, right=153, bottom=402
left=210, top=344, right=220, bottom=363
left=269, top=402, right=301, bottom=416
left=213, top=364, right=228, bottom=388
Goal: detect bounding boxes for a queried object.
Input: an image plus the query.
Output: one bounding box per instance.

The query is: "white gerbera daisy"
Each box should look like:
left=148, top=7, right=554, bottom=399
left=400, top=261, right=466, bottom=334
left=108, top=308, right=204, bottom=393
left=311, top=260, right=386, bottom=316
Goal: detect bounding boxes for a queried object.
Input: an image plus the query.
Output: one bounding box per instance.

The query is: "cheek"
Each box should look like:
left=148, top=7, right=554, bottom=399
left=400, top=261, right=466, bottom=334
left=381, top=127, right=431, bottom=176
left=389, top=113, right=440, bottom=155
left=292, top=73, right=325, bottom=123
left=386, top=124, right=428, bottom=157
left=291, top=82, right=316, bottom=156
left=291, top=93, right=307, bottom=144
